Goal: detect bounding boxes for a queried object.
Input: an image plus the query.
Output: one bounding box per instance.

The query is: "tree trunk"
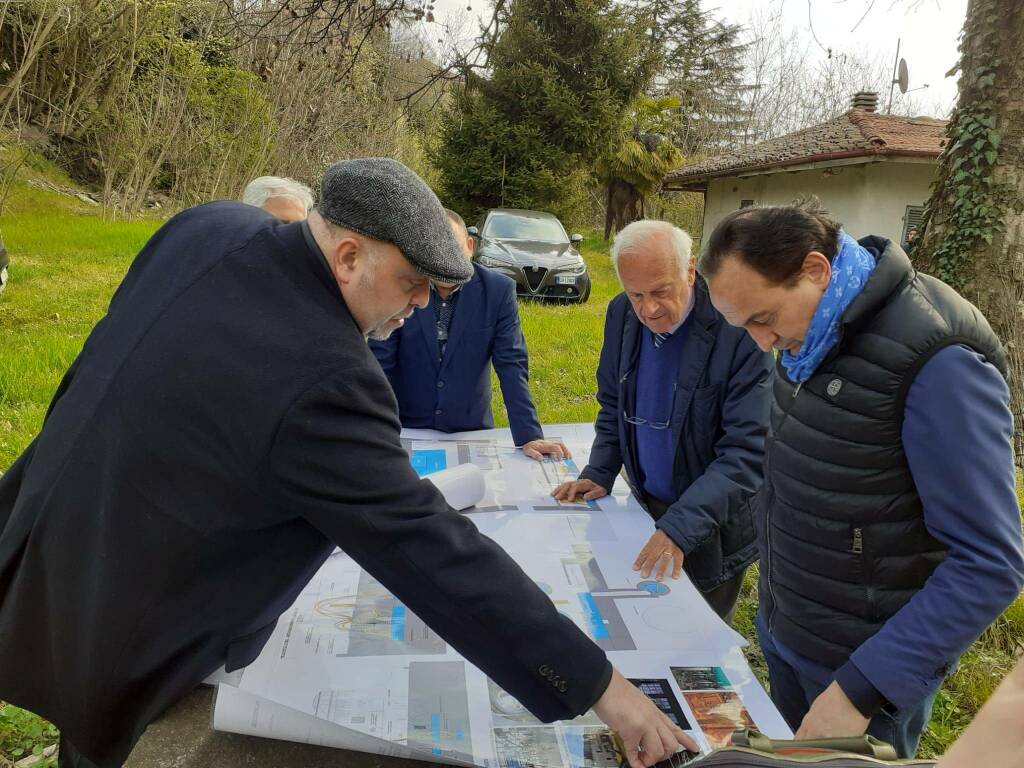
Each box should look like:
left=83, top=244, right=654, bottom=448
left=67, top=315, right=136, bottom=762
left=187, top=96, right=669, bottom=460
left=916, top=0, right=1024, bottom=461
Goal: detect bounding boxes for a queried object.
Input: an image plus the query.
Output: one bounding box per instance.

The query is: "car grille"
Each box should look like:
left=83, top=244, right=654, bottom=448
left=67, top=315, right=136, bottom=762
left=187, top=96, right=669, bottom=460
left=524, top=266, right=547, bottom=291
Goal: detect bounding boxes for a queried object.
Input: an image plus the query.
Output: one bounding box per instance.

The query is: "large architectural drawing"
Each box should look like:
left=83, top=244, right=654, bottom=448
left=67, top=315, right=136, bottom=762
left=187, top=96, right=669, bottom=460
left=212, top=424, right=790, bottom=767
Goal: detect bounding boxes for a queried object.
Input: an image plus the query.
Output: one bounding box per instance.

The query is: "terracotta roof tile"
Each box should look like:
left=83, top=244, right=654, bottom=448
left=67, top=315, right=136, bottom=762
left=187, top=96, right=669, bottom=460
left=665, top=110, right=947, bottom=186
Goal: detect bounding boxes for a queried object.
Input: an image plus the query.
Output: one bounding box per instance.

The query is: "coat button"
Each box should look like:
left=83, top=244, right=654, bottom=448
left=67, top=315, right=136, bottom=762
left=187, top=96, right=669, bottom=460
left=435, top=409, right=443, bottom=415
left=538, top=664, right=551, bottom=675
left=558, top=681, right=567, bottom=692
left=437, top=380, right=445, bottom=388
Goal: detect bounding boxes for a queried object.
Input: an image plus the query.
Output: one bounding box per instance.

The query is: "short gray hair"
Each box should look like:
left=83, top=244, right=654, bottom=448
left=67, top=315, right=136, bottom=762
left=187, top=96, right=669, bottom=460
left=610, top=220, right=693, bottom=279
left=241, top=176, right=315, bottom=212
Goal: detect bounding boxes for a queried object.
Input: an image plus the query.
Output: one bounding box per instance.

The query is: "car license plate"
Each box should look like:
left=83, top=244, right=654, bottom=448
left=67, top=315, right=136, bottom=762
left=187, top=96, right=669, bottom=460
left=556, top=274, right=577, bottom=285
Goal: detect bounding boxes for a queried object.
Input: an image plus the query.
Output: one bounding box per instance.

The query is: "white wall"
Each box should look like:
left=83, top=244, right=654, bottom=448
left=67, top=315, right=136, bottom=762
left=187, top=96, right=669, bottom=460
left=699, top=160, right=936, bottom=246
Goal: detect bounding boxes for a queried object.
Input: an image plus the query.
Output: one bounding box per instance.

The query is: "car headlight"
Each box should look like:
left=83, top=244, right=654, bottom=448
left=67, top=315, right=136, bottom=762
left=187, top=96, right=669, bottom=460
left=562, top=259, right=586, bottom=274
left=477, top=251, right=514, bottom=268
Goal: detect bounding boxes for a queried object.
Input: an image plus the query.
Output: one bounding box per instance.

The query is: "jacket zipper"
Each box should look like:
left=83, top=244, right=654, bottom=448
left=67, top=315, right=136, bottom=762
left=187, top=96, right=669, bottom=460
left=765, top=380, right=802, bottom=632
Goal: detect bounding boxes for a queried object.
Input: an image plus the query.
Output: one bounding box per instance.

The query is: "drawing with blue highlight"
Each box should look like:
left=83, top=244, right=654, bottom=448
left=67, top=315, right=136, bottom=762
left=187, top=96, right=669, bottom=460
left=578, top=593, right=609, bottom=639
left=410, top=449, right=447, bottom=477
left=390, top=605, right=406, bottom=641
left=637, top=580, right=671, bottom=595
left=431, top=713, right=442, bottom=755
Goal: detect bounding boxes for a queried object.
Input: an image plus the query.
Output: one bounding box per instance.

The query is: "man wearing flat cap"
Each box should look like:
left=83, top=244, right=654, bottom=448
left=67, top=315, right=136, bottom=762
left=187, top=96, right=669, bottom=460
left=0, top=158, right=693, bottom=768
left=371, top=208, right=568, bottom=460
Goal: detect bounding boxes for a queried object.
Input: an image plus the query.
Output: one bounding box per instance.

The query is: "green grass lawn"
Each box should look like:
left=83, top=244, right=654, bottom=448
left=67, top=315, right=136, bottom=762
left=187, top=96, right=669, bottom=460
left=0, top=160, right=1022, bottom=763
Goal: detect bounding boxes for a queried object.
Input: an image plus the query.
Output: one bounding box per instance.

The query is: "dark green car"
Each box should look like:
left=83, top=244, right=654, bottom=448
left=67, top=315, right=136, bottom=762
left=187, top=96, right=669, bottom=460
left=469, top=208, right=591, bottom=303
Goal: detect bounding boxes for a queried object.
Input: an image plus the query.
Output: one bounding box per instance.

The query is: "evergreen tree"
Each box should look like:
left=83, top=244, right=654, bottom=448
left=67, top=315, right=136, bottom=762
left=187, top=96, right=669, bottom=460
left=645, top=0, right=748, bottom=155
left=436, top=0, right=657, bottom=225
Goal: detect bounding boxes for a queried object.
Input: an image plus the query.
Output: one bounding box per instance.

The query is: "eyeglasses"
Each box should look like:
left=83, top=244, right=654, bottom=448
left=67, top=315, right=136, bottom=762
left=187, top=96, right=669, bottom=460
left=623, top=382, right=677, bottom=431
left=623, top=414, right=671, bottom=430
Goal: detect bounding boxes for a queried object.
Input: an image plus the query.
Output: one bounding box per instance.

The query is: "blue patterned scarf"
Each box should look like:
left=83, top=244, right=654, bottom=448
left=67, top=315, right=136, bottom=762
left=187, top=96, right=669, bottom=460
left=781, top=231, right=876, bottom=383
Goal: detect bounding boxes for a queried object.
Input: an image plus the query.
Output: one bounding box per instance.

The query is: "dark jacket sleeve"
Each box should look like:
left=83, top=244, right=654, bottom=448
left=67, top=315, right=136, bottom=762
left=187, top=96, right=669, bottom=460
left=656, top=332, right=772, bottom=555
left=268, top=363, right=612, bottom=721
left=491, top=279, right=544, bottom=446
left=579, top=299, right=625, bottom=491
left=0, top=352, right=82, bottom=530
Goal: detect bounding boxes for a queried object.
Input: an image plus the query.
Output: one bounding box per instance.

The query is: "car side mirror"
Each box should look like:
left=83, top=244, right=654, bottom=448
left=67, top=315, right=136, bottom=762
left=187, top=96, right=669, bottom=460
left=570, top=234, right=583, bottom=244
left=467, top=226, right=479, bottom=237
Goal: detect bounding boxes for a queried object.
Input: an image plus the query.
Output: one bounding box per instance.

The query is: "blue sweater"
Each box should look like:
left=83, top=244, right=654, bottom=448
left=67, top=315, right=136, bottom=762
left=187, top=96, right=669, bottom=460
left=771, top=344, right=1024, bottom=713
left=634, top=326, right=687, bottom=503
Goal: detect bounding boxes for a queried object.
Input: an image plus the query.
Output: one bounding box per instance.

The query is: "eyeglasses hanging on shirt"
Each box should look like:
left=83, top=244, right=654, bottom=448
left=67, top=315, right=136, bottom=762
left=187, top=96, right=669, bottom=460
left=624, top=381, right=679, bottom=431
left=623, top=414, right=672, bottom=430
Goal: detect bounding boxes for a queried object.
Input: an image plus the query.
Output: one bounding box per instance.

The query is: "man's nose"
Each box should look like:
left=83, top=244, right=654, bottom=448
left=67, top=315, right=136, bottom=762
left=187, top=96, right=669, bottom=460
left=642, top=298, right=659, bottom=318
left=748, top=326, right=777, bottom=352
left=411, top=281, right=431, bottom=309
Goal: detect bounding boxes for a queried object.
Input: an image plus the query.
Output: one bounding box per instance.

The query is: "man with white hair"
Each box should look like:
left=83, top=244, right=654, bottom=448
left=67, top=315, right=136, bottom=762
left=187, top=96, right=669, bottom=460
left=241, top=175, right=314, bottom=223
left=553, top=220, right=772, bottom=623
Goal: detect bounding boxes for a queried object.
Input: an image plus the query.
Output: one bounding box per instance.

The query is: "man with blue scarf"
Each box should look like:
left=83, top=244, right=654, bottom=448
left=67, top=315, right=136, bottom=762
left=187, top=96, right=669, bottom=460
left=699, top=201, right=1024, bottom=757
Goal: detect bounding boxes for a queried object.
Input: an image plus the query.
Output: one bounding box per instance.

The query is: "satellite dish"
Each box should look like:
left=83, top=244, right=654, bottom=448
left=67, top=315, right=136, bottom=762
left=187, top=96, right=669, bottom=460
left=897, top=59, right=909, bottom=94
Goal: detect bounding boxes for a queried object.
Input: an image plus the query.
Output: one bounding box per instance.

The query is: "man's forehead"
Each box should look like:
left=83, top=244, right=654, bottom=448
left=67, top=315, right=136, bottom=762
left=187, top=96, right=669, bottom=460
left=619, top=247, right=678, bottom=278
left=708, top=263, right=772, bottom=321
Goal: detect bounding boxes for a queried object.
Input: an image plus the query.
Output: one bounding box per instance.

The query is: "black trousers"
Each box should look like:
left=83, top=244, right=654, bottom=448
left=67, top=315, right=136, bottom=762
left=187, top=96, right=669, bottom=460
left=698, top=569, right=745, bottom=625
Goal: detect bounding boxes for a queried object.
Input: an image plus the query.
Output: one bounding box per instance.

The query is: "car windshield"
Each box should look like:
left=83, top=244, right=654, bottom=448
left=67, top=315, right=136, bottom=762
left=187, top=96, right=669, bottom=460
left=484, top=213, right=567, bottom=243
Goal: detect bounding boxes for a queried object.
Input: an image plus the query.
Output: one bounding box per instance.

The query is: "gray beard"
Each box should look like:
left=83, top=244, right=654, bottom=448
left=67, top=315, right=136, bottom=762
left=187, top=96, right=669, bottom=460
left=366, top=325, right=396, bottom=342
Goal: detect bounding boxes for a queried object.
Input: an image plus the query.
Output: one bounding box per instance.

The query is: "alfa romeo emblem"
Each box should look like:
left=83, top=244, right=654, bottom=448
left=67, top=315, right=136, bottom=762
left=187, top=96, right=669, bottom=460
left=827, top=378, right=843, bottom=397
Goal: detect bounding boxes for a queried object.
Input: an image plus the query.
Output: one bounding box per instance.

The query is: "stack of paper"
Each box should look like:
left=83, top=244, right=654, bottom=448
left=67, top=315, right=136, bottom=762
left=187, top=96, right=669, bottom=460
left=212, top=424, right=790, bottom=767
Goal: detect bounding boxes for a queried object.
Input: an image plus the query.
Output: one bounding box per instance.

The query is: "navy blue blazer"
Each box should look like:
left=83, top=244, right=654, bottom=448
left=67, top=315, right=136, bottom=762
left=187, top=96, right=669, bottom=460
left=579, top=279, right=773, bottom=591
left=370, top=264, right=544, bottom=446
left=0, top=203, right=609, bottom=766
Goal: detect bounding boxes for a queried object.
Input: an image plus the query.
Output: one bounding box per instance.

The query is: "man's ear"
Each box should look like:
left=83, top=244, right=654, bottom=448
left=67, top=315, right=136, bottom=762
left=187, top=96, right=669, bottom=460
left=326, top=237, right=361, bottom=287
left=686, top=259, right=697, bottom=287
left=802, top=251, right=832, bottom=290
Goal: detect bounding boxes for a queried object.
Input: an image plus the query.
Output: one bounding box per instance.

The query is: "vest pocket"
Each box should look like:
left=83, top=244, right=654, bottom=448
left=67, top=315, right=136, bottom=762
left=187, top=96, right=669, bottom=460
left=851, top=526, right=877, bottom=620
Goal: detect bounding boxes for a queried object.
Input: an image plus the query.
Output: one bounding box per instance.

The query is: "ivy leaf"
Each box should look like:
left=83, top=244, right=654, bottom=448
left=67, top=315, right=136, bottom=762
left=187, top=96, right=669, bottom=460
left=985, top=150, right=998, bottom=164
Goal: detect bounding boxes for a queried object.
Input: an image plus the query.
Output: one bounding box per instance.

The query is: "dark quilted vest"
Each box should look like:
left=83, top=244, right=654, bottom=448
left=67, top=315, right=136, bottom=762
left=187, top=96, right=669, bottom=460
left=761, top=238, right=1008, bottom=668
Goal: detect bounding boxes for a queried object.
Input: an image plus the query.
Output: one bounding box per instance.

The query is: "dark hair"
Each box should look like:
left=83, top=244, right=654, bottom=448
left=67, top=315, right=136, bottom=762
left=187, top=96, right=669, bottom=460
left=444, top=208, right=467, bottom=232
left=698, top=198, right=841, bottom=285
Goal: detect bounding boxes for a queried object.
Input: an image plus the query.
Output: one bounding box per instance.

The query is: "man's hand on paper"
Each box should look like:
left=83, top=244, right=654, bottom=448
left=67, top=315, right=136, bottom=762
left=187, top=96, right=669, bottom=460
left=551, top=478, right=608, bottom=502
left=795, top=681, right=870, bottom=741
left=633, top=530, right=684, bottom=582
left=593, top=668, right=699, bottom=768
left=522, top=439, right=573, bottom=461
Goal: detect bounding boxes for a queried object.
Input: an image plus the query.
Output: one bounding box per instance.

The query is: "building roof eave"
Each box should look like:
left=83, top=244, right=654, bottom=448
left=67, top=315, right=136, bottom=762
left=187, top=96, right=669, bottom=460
left=663, top=148, right=942, bottom=190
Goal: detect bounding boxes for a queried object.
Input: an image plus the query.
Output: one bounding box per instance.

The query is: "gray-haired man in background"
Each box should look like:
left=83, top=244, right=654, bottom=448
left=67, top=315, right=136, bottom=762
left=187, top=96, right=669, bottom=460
left=242, top=175, right=314, bottom=223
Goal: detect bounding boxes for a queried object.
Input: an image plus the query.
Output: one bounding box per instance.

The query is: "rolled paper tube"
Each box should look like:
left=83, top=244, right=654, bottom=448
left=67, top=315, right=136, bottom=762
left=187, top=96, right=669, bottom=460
left=425, top=463, right=486, bottom=511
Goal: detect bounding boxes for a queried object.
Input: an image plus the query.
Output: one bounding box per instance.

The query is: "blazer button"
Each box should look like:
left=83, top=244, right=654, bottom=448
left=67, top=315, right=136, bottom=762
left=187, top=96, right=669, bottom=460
left=435, top=409, right=443, bottom=415
left=437, top=380, right=445, bottom=388
left=538, top=664, right=551, bottom=675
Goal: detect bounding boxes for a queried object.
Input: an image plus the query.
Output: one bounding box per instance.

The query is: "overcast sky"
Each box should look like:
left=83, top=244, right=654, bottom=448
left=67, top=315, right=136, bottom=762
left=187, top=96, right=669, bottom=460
left=427, top=0, right=967, bottom=114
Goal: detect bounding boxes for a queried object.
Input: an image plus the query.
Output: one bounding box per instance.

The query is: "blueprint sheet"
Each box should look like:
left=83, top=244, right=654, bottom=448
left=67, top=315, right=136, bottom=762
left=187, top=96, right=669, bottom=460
left=213, top=424, right=790, bottom=766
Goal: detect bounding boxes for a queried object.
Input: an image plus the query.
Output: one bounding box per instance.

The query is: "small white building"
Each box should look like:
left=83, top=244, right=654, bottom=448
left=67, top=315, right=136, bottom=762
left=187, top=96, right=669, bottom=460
left=664, top=94, right=947, bottom=249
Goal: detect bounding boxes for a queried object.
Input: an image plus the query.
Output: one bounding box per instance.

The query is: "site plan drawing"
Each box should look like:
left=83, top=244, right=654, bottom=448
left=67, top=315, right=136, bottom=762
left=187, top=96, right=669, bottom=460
left=213, top=424, right=790, bottom=767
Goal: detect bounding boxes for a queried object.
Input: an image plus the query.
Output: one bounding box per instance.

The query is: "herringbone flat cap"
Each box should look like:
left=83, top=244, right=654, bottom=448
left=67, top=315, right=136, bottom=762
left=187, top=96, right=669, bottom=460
left=318, top=158, right=472, bottom=284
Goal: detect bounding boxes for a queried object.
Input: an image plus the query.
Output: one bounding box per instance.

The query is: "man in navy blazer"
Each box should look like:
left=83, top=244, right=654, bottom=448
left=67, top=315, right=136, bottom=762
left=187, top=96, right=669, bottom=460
left=554, top=220, right=772, bottom=623
left=0, top=161, right=691, bottom=768
left=371, top=210, right=568, bottom=459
